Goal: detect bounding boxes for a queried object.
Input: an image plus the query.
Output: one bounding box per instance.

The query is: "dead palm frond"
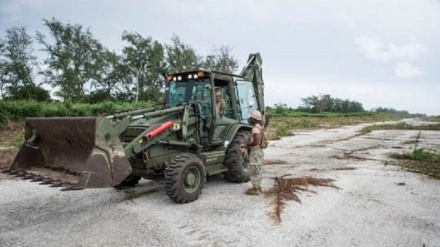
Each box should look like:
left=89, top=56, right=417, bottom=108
left=263, top=175, right=340, bottom=224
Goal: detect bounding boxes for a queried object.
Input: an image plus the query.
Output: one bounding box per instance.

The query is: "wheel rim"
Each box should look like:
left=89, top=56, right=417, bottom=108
left=183, top=166, right=201, bottom=193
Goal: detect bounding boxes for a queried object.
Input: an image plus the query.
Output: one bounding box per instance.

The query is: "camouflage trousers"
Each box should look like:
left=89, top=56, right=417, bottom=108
left=246, top=148, right=264, bottom=188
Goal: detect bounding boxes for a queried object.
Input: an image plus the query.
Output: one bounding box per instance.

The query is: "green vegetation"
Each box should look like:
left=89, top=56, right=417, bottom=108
left=266, top=112, right=410, bottom=140
left=360, top=122, right=440, bottom=134
left=0, top=100, right=154, bottom=126
left=265, top=100, right=426, bottom=140
left=12, top=131, right=24, bottom=148
left=391, top=148, right=440, bottom=163
left=362, top=126, right=440, bottom=178
left=272, top=122, right=291, bottom=139
left=299, top=94, right=364, bottom=113
left=389, top=148, right=440, bottom=179
left=0, top=20, right=240, bottom=103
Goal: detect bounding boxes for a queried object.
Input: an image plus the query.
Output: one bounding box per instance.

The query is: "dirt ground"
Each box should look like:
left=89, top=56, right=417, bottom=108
left=0, top=118, right=439, bottom=247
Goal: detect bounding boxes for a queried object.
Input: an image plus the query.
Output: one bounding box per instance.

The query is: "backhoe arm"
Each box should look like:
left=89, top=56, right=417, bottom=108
left=240, top=53, right=265, bottom=116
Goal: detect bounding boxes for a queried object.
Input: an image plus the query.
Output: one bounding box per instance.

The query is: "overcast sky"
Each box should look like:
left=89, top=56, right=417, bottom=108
left=1, top=0, right=439, bottom=115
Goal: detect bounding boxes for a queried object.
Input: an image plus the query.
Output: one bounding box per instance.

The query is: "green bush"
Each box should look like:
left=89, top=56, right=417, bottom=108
left=274, top=122, right=290, bottom=139
left=0, top=100, right=155, bottom=126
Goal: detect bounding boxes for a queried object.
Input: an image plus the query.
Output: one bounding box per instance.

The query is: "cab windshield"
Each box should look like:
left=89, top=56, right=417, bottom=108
left=166, top=79, right=212, bottom=107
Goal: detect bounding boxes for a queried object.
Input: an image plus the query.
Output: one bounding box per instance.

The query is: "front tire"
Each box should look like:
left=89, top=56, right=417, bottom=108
left=165, top=153, right=206, bottom=203
left=224, top=131, right=251, bottom=183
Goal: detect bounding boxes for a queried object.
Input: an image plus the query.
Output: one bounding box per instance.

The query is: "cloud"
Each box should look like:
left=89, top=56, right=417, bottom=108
left=339, top=14, right=358, bottom=31
left=394, top=62, right=422, bottom=79
left=356, top=36, right=394, bottom=62
left=356, top=36, right=426, bottom=62
left=356, top=35, right=426, bottom=78
left=388, top=42, right=426, bottom=61
left=0, top=0, right=48, bottom=22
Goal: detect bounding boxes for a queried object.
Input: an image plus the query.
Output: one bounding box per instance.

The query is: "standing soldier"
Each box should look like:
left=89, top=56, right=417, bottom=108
left=243, top=110, right=264, bottom=195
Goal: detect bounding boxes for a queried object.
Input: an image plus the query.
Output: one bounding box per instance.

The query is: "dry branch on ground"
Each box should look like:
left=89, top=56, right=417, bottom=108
left=263, top=175, right=340, bottom=224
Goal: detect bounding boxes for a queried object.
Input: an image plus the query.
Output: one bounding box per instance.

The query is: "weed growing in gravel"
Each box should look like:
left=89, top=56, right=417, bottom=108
left=393, top=148, right=440, bottom=163
left=389, top=147, right=440, bottom=179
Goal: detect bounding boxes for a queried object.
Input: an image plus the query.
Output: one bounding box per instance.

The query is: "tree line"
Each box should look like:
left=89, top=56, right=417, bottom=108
left=267, top=94, right=364, bottom=115
left=299, top=94, right=364, bottom=113
left=0, top=18, right=239, bottom=103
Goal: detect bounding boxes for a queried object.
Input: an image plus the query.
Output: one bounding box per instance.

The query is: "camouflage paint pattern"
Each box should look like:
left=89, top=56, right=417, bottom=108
left=247, top=147, right=264, bottom=188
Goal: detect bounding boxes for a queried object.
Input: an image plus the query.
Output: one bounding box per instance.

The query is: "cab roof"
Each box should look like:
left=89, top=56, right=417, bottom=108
left=168, top=70, right=245, bottom=79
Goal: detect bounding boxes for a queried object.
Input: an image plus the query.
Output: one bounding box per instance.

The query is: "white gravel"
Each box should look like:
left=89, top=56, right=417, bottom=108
left=0, top=118, right=439, bottom=247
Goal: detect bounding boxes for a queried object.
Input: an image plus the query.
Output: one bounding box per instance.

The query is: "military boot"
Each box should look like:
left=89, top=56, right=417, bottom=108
left=245, top=187, right=261, bottom=196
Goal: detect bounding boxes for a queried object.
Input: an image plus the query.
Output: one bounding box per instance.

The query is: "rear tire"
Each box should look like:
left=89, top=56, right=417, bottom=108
left=165, top=153, right=206, bottom=203
left=113, top=174, right=141, bottom=190
left=224, top=131, right=251, bottom=183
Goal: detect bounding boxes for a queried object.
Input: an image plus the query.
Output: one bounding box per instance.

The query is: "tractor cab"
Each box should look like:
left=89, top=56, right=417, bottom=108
left=165, top=70, right=259, bottom=146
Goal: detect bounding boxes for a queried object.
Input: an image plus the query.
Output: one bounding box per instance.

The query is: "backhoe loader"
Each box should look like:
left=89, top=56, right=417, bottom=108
left=3, top=53, right=266, bottom=203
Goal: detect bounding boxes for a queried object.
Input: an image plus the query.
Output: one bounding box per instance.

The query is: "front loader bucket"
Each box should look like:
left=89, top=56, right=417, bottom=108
left=8, top=117, right=132, bottom=189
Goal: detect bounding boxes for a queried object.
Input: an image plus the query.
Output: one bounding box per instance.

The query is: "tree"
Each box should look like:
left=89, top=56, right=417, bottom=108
left=37, top=18, right=104, bottom=102
left=0, top=43, right=6, bottom=98
left=274, top=103, right=289, bottom=115
left=301, top=94, right=364, bottom=113
left=121, top=31, right=166, bottom=102
left=301, top=95, right=319, bottom=112
left=203, top=45, right=239, bottom=73
left=4, top=84, right=51, bottom=101
left=87, top=49, right=122, bottom=102
left=0, top=26, right=38, bottom=99
left=165, top=34, right=201, bottom=73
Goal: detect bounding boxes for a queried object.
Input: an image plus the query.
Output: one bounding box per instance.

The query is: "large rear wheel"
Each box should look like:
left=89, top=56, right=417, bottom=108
left=165, top=153, right=206, bottom=203
left=224, top=131, right=251, bottom=183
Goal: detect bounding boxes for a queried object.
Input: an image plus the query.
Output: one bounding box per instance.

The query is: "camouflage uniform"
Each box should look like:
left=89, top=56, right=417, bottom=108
left=247, top=123, right=264, bottom=189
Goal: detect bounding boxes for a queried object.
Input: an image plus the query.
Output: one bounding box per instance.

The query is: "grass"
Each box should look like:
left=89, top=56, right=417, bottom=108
left=388, top=148, right=440, bottom=178
left=266, top=112, right=410, bottom=140
left=0, top=122, right=24, bottom=170
left=387, top=128, right=440, bottom=178
left=391, top=148, right=440, bottom=163
left=361, top=122, right=440, bottom=134
left=0, top=121, right=24, bottom=148
left=356, top=121, right=440, bottom=178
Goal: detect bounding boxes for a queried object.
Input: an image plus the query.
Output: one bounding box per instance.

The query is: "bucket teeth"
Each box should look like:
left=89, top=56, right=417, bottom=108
left=14, top=171, right=26, bottom=177
left=49, top=181, right=63, bottom=187
left=9, top=170, right=18, bottom=175
left=30, top=176, right=44, bottom=182
left=22, top=173, right=35, bottom=179
left=40, top=178, right=54, bottom=185
left=1, top=169, right=11, bottom=174
left=5, top=169, right=82, bottom=189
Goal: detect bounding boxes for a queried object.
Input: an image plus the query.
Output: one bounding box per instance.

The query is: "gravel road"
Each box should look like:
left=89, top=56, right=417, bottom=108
left=1, top=119, right=439, bottom=247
